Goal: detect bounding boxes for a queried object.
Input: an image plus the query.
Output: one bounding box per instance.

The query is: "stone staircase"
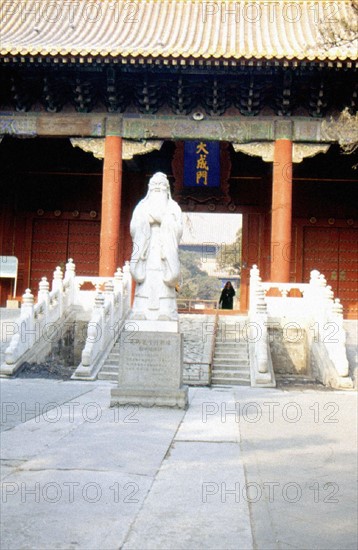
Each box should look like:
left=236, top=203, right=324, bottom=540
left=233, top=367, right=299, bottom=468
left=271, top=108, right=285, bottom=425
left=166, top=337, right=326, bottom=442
left=97, top=341, right=120, bottom=381
left=99, top=315, right=252, bottom=385
left=211, top=316, right=251, bottom=386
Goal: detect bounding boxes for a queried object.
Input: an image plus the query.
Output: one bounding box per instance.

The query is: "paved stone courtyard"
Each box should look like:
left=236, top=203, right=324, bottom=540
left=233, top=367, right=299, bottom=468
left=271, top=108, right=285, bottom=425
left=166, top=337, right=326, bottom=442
left=0, top=379, right=357, bottom=550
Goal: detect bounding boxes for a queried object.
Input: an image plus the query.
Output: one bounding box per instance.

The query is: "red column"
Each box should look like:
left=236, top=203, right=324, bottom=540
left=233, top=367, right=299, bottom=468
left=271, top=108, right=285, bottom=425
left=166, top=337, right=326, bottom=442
left=270, top=139, right=293, bottom=282
left=99, top=136, right=122, bottom=276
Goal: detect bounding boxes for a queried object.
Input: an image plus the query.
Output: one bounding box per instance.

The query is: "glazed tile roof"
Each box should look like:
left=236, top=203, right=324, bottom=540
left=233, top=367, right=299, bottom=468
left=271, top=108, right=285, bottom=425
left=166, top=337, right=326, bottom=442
left=0, top=0, right=357, bottom=63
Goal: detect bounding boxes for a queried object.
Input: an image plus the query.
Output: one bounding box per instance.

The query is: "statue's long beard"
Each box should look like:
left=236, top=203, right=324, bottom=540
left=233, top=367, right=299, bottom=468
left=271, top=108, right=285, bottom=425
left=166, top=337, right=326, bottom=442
left=147, top=193, right=168, bottom=218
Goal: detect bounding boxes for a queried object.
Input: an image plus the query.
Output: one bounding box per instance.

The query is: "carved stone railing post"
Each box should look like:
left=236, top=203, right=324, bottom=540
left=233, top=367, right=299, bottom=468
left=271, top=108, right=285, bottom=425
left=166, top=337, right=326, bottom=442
left=19, top=289, right=35, bottom=360
left=254, top=278, right=268, bottom=374
left=114, top=267, right=124, bottom=322
left=309, top=269, right=320, bottom=286
left=38, top=276, right=49, bottom=300
left=307, top=269, right=321, bottom=302
left=328, top=298, right=349, bottom=377
left=82, top=292, right=105, bottom=367
left=38, top=276, right=50, bottom=324
left=4, top=289, right=34, bottom=365
left=255, top=280, right=267, bottom=315
left=104, top=280, right=115, bottom=328
left=52, top=266, right=64, bottom=315
left=52, top=266, right=63, bottom=290
left=249, top=264, right=260, bottom=312
left=114, top=267, right=123, bottom=287
left=65, top=258, right=76, bottom=280
left=325, top=284, right=334, bottom=315
left=38, top=276, right=50, bottom=297
left=104, top=280, right=114, bottom=292
left=123, top=261, right=132, bottom=312
left=64, top=258, right=76, bottom=304
left=303, top=270, right=323, bottom=336
left=248, top=266, right=270, bottom=378
left=21, top=288, right=35, bottom=348
left=317, top=273, right=328, bottom=339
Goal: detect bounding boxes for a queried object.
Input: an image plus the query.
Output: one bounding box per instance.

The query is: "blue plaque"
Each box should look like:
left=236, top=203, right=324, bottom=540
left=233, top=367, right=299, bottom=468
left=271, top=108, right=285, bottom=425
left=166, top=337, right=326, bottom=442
left=184, top=141, right=220, bottom=188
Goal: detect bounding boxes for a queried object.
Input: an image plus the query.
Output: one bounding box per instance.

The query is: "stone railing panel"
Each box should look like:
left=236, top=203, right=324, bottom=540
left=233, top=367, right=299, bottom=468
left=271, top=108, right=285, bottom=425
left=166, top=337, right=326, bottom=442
left=1, top=258, right=132, bottom=378
left=249, top=265, right=353, bottom=389
left=73, top=262, right=132, bottom=380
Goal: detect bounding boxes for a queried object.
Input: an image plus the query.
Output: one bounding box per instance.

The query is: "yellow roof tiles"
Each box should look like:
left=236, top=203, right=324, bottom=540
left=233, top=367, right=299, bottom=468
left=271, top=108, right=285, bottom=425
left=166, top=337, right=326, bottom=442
left=0, top=0, right=357, bottom=62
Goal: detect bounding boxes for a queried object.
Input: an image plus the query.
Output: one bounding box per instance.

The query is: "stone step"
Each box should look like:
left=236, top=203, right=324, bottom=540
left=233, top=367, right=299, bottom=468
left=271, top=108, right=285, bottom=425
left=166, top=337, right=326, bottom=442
left=212, top=364, right=250, bottom=373
left=216, top=332, right=247, bottom=344
left=212, top=367, right=250, bottom=376
left=107, top=352, right=120, bottom=359
left=97, top=371, right=117, bottom=381
left=214, top=357, right=249, bottom=365
left=214, top=354, right=248, bottom=360
left=213, top=365, right=249, bottom=373
left=109, top=344, right=120, bottom=349
left=217, top=322, right=248, bottom=328
left=216, top=330, right=247, bottom=337
left=214, top=348, right=248, bottom=355
left=213, top=362, right=249, bottom=368
left=100, top=364, right=118, bottom=372
left=212, top=369, right=250, bottom=376
left=211, top=321, right=250, bottom=386
left=215, top=340, right=248, bottom=345
left=211, top=377, right=251, bottom=386
left=104, top=360, right=120, bottom=367
left=216, top=331, right=247, bottom=337
left=214, top=350, right=249, bottom=361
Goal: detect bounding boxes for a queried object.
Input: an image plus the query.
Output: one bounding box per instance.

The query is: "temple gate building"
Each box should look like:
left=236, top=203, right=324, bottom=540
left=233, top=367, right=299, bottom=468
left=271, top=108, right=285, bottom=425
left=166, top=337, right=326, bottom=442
left=0, top=0, right=357, bottom=317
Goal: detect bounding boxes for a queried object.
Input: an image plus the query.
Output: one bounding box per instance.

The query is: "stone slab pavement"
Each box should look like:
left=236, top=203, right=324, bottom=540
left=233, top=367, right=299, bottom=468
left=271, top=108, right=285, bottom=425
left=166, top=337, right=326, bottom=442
left=0, top=379, right=357, bottom=550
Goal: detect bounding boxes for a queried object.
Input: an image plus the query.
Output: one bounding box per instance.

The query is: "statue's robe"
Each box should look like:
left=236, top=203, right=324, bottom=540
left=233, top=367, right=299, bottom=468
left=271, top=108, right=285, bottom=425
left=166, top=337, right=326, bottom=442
left=129, top=191, right=182, bottom=319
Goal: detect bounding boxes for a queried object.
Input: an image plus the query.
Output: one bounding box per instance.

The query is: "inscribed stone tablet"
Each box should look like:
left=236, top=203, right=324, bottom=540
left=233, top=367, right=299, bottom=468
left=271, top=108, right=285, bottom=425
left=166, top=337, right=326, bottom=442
left=118, top=331, right=183, bottom=390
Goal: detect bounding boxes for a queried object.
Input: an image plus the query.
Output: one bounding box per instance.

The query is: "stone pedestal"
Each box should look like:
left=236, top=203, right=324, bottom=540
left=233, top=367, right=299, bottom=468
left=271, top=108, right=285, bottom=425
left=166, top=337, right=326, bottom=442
left=6, top=299, right=20, bottom=309
left=110, top=324, right=188, bottom=409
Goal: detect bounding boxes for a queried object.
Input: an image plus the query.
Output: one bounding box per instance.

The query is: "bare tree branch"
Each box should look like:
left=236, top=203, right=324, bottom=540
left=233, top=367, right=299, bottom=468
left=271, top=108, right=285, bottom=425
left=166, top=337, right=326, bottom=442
left=317, top=1, right=358, bottom=48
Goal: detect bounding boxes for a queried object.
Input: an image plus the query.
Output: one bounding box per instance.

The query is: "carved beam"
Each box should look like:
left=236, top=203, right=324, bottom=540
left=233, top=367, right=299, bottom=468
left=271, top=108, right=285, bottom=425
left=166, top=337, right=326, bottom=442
left=232, top=142, right=330, bottom=163
left=70, top=138, right=163, bottom=160
left=0, top=112, right=343, bottom=144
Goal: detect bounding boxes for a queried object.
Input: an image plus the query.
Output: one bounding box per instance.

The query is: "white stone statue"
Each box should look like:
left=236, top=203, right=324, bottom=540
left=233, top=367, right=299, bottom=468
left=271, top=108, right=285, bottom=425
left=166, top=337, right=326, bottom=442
left=129, top=172, right=183, bottom=320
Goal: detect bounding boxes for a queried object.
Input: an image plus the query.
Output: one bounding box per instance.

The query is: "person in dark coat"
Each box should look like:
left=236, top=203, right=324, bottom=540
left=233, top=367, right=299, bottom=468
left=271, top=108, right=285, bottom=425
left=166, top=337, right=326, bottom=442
left=219, top=281, right=236, bottom=310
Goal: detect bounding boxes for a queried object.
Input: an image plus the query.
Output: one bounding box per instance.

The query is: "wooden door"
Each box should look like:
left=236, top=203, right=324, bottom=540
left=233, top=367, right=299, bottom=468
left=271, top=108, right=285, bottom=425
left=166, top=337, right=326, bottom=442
left=30, top=219, right=68, bottom=290
left=303, top=227, right=358, bottom=318
left=68, top=220, right=100, bottom=276
left=30, top=218, right=100, bottom=291
left=337, top=228, right=358, bottom=319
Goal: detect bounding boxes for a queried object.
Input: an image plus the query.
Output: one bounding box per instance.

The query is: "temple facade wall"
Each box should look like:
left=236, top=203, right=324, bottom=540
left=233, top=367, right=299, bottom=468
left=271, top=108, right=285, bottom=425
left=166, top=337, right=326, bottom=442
left=1, top=136, right=356, bottom=317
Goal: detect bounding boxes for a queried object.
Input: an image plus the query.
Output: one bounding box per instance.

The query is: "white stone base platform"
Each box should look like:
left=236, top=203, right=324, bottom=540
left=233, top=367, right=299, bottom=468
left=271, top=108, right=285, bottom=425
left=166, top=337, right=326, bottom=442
left=110, top=387, right=188, bottom=409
